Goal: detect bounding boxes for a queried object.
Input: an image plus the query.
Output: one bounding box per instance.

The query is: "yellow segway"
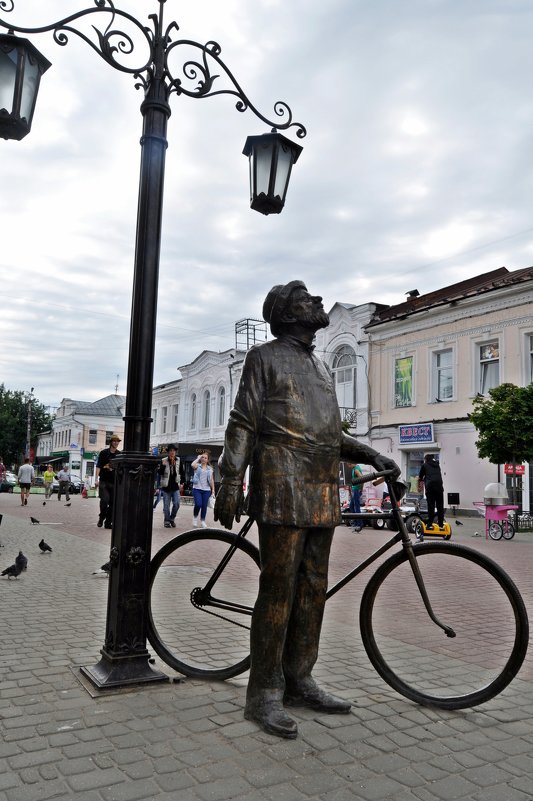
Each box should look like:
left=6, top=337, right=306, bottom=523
left=405, top=514, right=452, bottom=540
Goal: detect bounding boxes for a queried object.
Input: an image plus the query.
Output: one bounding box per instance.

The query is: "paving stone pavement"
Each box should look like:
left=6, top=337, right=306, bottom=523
left=1, top=492, right=532, bottom=801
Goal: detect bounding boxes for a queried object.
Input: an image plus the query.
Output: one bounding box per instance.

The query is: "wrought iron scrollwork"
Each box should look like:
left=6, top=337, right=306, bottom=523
left=0, top=0, right=306, bottom=137
left=166, top=39, right=306, bottom=138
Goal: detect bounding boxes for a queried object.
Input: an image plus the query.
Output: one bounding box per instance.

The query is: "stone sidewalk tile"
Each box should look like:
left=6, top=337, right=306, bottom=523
left=1, top=498, right=533, bottom=801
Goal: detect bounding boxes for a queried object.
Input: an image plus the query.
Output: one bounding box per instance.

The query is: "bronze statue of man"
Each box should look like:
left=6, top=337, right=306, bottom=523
left=215, top=281, right=400, bottom=739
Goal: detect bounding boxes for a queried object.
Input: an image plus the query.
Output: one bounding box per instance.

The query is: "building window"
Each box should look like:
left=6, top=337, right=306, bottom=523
left=190, top=394, right=197, bottom=429
left=479, top=341, right=499, bottom=395
left=203, top=390, right=211, bottom=429
left=172, top=403, right=179, bottom=432
left=394, top=356, right=414, bottom=408
left=217, top=387, right=226, bottom=427
left=151, top=410, right=157, bottom=435
left=332, top=345, right=356, bottom=410
left=162, top=406, right=168, bottom=434
left=529, top=335, right=533, bottom=383
left=433, top=349, right=453, bottom=401
left=89, top=429, right=97, bottom=445
left=105, top=430, right=113, bottom=445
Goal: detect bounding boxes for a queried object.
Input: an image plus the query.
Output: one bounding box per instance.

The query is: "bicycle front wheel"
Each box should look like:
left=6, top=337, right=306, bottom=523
left=360, top=542, right=529, bottom=709
left=148, top=528, right=260, bottom=680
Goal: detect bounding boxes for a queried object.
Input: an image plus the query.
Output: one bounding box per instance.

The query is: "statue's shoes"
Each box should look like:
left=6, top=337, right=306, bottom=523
left=244, top=702, right=298, bottom=739
left=284, top=680, right=351, bottom=714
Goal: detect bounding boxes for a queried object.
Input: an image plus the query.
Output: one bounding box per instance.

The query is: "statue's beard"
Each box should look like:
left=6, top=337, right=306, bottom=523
left=299, top=307, right=330, bottom=331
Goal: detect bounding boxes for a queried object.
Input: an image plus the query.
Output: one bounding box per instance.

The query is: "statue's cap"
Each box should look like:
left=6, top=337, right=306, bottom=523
left=262, top=280, right=307, bottom=335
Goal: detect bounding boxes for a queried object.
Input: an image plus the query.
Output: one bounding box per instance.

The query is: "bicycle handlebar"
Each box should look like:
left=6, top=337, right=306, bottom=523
left=351, top=469, right=396, bottom=486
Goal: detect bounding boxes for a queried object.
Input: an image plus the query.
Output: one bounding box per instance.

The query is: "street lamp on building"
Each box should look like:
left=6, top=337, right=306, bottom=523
left=0, top=0, right=306, bottom=689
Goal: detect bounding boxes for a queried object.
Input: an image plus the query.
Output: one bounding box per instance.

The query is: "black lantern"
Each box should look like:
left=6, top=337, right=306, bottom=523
left=243, top=129, right=303, bottom=215
left=0, top=33, right=50, bottom=141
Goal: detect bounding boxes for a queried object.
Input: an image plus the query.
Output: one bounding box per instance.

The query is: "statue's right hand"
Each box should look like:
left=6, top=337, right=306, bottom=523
left=214, top=483, right=244, bottom=530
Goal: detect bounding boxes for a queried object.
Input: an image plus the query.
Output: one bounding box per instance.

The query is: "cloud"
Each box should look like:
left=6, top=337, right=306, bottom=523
left=1, top=0, right=533, bottom=408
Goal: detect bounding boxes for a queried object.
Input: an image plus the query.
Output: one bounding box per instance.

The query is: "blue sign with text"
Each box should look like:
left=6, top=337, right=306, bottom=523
left=399, top=423, right=434, bottom=444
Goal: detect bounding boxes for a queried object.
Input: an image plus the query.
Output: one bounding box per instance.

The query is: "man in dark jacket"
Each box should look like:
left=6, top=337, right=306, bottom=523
left=215, top=280, right=400, bottom=739
left=95, top=435, right=121, bottom=529
left=418, top=453, right=445, bottom=529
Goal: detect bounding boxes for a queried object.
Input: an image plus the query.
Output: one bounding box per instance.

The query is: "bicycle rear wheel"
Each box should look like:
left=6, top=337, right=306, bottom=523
left=360, top=542, right=528, bottom=709
left=148, top=528, right=260, bottom=680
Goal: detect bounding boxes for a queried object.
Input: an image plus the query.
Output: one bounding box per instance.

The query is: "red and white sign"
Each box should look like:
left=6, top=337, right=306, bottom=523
left=504, top=463, right=525, bottom=475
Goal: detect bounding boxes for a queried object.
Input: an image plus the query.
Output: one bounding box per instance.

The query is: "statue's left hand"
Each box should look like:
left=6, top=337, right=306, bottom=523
left=371, top=454, right=401, bottom=480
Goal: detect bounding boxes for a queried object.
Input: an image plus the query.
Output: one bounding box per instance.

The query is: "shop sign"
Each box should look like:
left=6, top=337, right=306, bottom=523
left=399, top=423, right=434, bottom=445
left=504, top=463, right=525, bottom=475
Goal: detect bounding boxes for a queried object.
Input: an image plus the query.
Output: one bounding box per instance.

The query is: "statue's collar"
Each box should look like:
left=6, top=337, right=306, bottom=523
left=278, top=334, right=316, bottom=353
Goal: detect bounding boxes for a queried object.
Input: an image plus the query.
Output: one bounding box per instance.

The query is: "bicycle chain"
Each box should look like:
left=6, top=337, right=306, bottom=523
left=190, top=588, right=251, bottom=631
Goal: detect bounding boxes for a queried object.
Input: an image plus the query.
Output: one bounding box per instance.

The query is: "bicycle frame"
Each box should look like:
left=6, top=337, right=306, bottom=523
left=201, top=471, right=455, bottom=638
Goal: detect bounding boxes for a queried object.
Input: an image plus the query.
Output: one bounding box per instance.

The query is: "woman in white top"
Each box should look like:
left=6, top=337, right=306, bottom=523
left=191, top=452, right=215, bottom=527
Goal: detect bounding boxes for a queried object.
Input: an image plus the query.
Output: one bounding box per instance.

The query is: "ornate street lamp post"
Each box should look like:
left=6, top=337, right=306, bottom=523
left=0, top=0, right=306, bottom=688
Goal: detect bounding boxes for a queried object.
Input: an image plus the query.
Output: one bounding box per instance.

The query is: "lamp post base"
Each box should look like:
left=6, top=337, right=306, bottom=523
left=80, top=650, right=169, bottom=690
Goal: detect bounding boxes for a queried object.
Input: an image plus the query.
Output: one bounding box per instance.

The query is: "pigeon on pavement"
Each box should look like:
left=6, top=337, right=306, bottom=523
left=2, top=563, right=21, bottom=579
left=92, top=561, right=111, bottom=576
left=64, top=503, right=71, bottom=507
left=31, top=517, right=40, bottom=525
left=39, top=538, right=52, bottom=553
left=455, top=520, right=463, bottom=526
left=15, top=551, right=28, bottom=571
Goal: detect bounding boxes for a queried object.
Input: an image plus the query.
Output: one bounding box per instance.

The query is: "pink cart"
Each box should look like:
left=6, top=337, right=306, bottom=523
left=473, top=502, right=519, bottom=540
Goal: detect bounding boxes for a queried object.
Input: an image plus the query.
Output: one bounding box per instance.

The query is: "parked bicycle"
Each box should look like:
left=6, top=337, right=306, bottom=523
left=148, top=471, right=529, bottom=711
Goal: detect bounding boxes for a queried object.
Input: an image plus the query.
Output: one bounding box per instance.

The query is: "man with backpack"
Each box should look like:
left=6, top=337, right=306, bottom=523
left=418, top=453, right=445, bottom=530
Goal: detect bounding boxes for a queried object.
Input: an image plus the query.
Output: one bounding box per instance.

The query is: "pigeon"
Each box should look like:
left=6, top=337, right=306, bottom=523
left=31, top=517, right=40, bottom=525
left=15, top=551, right=28, bottom=572
left=38, top=538, right=52, bottom=553
left=2, top=563, right=21, bottom=579
left=64, top=503, right=71, bottom=507
left=92, top=561, right=111, bottom=576
left=42, top=501, right=46, bottom=506
left=455, top=520, right=463, bottom=526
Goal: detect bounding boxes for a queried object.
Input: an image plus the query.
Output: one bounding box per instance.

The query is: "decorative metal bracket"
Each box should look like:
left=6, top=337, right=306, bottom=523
left=0, top=0, right=306, bottom=138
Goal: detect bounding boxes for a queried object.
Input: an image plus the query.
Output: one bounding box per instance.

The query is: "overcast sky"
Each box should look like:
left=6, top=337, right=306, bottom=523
left=2, top=0, right=533, bottom=409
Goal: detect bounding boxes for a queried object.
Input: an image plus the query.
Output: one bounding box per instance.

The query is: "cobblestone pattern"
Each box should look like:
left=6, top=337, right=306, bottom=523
left=0, top=493, right=532, bottom=800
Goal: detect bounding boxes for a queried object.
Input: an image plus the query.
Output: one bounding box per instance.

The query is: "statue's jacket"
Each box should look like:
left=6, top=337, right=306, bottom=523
left=219, top=335, right=376, bottom=528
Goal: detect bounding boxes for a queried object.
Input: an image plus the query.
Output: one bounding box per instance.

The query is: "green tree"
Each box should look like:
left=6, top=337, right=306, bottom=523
left=469, top=382, right=533, bottom=505
left=0, top=385, right=53, bottom=467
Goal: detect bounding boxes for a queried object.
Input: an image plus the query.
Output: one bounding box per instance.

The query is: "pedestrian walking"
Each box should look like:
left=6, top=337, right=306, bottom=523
left=56, top=464, right=71, bottom=502
left=17, top=458, right=34, bottom=506
left=159, top=444, right=180, bottom=528
left=95, top=434, right=121, bottom=529
left=43, top=464, right=55, bottom=499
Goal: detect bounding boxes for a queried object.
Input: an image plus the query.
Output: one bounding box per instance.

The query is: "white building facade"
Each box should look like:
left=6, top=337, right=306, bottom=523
left=36, top=395, right=126, bottom=483
left=365, top=267, right=533, bottom=513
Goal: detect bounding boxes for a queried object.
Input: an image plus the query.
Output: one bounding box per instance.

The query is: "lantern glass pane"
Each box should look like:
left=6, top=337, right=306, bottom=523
left=273, top=144, right=292, bottom=199
left=255, top=142, right=274, bottom=195
left=20, top=53, right=40, bottom=122
left=0, top=48, right=17, bottom=114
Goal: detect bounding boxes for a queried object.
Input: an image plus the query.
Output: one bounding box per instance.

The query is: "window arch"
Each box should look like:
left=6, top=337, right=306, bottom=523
left=203, top=390, right=211, bottom=429
left=332, top=345, right=356, bottom=409
left=217, top=386, right=226, bottom=427
left=190, top=393, right=197, bottom=429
